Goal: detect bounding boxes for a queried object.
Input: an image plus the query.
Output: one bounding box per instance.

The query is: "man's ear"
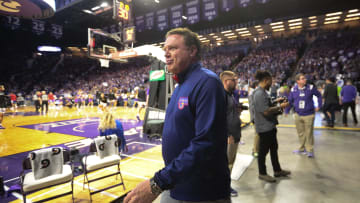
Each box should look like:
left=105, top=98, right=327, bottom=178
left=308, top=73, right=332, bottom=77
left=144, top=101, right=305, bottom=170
left=190, top=45, right=197, bottom=57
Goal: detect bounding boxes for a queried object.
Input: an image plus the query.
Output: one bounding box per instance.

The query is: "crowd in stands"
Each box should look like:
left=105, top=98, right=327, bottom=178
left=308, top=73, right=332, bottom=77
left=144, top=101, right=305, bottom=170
left=0, top=28, right=359, bottom=111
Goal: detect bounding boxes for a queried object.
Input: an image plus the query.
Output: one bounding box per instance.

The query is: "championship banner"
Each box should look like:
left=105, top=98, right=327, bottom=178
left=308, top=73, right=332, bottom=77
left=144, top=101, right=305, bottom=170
left=156, top=8, right=168, bottom=31
left=238, top=0, right=253, bottom=8
left=221, top=0, right=234, bottom=12
left=170, top=4, right=183, bottom=28
left=145, top=12, right=154, bottom=30
left=32, top=19, right=45, bottom=35
left=186, top=0, right=200, bottom=25
left=135, top=15, right=145, bottom=32
left=123, top=26, right=135, bottom=43
left=203, top=0, right=218, bottom=21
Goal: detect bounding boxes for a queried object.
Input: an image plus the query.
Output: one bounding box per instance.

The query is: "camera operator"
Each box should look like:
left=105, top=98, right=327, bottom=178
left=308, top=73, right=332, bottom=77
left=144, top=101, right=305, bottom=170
left=253, top=70, right=291, bottom=183
left=285, top=73, right=322, bottom=158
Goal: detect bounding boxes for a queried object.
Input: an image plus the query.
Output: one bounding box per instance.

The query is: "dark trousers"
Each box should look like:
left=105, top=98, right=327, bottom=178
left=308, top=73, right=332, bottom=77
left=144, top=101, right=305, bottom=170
left=343, top=101, right=358, bottom=124
left=35, top=100, right=41, bottom=112
left=323, top=103, right=337, bottom=125
left=41, top=100, right=48, bottom=113
left=258, top=128, right=281, bottom=175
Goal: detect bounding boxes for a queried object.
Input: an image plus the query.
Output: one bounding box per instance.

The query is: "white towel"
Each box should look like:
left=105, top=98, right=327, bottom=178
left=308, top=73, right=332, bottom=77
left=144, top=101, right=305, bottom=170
left=29, top=147, right=64, bottom=180
left=94, top=134, right=119, bottom=159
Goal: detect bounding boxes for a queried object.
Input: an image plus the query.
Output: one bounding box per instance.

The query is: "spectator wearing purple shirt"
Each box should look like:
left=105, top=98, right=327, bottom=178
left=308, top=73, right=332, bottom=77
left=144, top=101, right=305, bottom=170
left=340, top=79, right=358, bottom=126
left=286, top=73, right=322, bottom=158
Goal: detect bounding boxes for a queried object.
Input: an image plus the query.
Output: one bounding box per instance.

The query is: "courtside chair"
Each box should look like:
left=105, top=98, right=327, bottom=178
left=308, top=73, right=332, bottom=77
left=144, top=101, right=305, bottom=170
left=82, top=134, right=125, bottom=202
left=20, top=147, right=74, bottom=203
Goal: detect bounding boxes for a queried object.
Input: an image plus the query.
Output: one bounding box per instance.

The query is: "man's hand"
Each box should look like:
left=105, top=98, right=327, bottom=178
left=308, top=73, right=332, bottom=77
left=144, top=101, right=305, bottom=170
left=274, top=97, right=285, bottom=103
left=124, top=179, right=158, bottom=203
left=228, top=136, right=235, bottom=144
left=315, top=107, right=320, bottom=112
left=280, top=102, right=289, bottom=109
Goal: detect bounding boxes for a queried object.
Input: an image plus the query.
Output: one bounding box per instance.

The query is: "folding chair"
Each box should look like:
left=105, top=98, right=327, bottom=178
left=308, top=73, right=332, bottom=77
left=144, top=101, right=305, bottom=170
left=82, top=135, right=125, bottom=201
left=20, top=148, right=74, bottom=203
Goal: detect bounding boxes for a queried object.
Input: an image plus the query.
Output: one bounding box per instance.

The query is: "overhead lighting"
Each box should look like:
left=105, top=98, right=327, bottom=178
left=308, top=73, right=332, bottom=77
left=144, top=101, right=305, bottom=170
left=258, top=31, right=264, bottom=34
left=272, top=25, right=284, bottom=29
left=224, top=33, right=235, bottom=36
left=308, top=16, right=317, bottom=19
left=325, top=16, right=341, bottom=21
left=289, top=26, right=302, bottom=30
left=345, top=17, right=360, bottom=21
left=199, top=37, right=207, bottom=40
left=221, top=30, right=232, bottom=34
left=288, top=18, right=302, bottom=23
left=235, top=28, right=247, bottom=31
left=100, top=2, right=108, bottom=7
left=310, top=20, right=317, bottom=23
left=273, top=28, right=285, bottom=32
left=238, top=30, right=249, bottom=34
left=83, top=9, right=93, bottom=14
left=212, top=35, right=219, bottom=38
left=310, top=23, right=317, bottom=27
left=241, top=33, right=251, bottom=37
left=155, top=0, right=160, bottom=3
left=270, top=21, right=283, bottom=26
left=255, top=25, right=262, bottom=28
left=349, top=9, right=359, bottom=13
left=37, top=46, right=61, bottom=52
left=209, top=33, right=215, bottom=36
left=227, top=36, right=237, bottom=39
left=289, top=22, right=302, bottom=26
left=201, top=40, right=210, bottom=43
left=198, top=35, right=203, bottom=37
left=325, top=12, right=342, bottom=16
left=216, top=38, right=222, bottom=41
left=91, top=6, right=100, bottom=11
left=217, top=42, right=223, bottom=45
left=182, top=16, right=187, bottom=19
left=324, top=20, right=339, bottom=24
left=256, top=29, right=263, bottom=32
left=347, top=13, right=360, bottom=18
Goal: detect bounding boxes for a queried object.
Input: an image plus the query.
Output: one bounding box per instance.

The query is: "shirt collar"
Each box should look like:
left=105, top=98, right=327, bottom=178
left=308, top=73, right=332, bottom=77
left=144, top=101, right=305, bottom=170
left=175, top=62, right=201, bottom=84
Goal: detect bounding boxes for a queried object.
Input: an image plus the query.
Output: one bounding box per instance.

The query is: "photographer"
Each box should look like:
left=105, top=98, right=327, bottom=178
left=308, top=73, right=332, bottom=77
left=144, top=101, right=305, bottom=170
left=285, top=73, right=322, bottom=158
left=253, top=70, right=291, bottom=183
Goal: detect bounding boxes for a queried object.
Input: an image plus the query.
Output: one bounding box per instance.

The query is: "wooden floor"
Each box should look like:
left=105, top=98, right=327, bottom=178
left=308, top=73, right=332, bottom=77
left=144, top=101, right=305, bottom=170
left=0, top=105, right=164, bottom=202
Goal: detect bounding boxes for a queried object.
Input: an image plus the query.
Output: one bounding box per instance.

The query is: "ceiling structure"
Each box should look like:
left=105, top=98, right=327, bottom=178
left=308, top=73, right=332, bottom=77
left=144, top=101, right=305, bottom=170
left=46, top=0, right=359, bottom=46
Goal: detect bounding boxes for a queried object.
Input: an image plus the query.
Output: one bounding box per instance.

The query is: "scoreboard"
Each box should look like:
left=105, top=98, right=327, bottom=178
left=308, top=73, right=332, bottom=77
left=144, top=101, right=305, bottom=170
left=114, top=0, right=131, bottom=21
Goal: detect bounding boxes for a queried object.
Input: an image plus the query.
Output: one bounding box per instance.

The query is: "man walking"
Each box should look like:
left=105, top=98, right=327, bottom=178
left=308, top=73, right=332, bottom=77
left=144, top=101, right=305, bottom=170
left=340, top=79, right=358, bottom=126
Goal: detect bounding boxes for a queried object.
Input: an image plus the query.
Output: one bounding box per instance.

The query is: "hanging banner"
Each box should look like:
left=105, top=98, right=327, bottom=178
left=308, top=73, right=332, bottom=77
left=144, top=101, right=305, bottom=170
left=135, top=15, right=145, bottom=32
left=32, top=19, right=45, bottom=35
left=145, top=12, right=154, bottom=30
left=123, top=26, right=135, bottom=43
left=238, top=0, right=253, bottom=8
left=50, top=24, right=62, bottom=39
left=221, top=0, right=234, bottom=12
left=170, top=4, right=183, bottom=28
left=203, top=0, right=218, bottom=21
left=4, top=16, right=21, bottom=30
left=186, top=0, right=200, bottom=25
left=156, top=8, right=168, bottom=31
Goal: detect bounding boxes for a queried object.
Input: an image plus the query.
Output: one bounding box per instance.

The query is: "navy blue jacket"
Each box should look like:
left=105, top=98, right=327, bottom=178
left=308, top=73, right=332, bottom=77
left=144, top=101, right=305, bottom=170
left=286, top=84, right=322, bottom=116
left=99, top=120, right=127, bottom=152
left=341, top=85, right=357, bottom=103
left=154, top=62, right=230, bottom=201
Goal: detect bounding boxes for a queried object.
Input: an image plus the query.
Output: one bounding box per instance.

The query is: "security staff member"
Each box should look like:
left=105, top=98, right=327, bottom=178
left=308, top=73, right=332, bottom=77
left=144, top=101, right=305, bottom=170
left=286, top=73, right=322, bottom=158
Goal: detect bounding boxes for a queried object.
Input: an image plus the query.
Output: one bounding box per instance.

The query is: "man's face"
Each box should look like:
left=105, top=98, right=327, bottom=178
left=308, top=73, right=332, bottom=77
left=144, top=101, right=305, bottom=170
left=265, top=77, right=272, bottom=90
left=224, top=77, right=236, bottom=92
left=164, top=34, right=195, bottom=75
left=297, top=76, right=307, bottom=86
